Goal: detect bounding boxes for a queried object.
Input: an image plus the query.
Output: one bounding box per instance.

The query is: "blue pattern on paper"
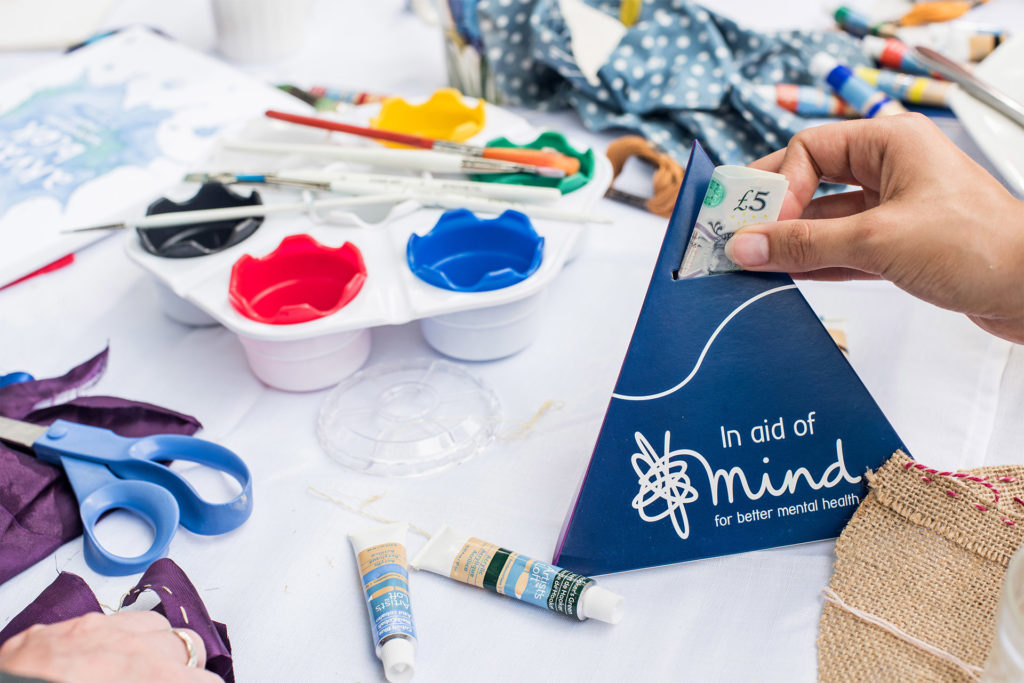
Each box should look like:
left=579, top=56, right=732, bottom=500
left=0, top=77, right=172, bottom=215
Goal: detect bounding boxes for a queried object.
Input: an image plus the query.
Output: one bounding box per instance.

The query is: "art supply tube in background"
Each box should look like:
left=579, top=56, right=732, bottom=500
left=833, top=6, right=898, bottom=38
left=753, top=84, right=858, bottom=118
left=811, top=53, right=907, bottom=118
left=411, top=525, right=625, bottom=623
left=309, top=86, right=390, bottom=105
left=854, top=67, right=953, bottom=108
left=897, top=23, right=1008, bottom=63
left=861, top=36, right=934, bottom=77
left=349, top=523, right=417, bottom=683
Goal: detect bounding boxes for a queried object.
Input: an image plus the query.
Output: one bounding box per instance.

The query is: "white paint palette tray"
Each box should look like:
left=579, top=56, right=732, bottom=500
left=125, top=102, right=612, bottom=391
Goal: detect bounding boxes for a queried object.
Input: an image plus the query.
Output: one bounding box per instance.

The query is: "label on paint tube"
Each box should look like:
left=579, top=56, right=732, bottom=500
left=449, top=537, right=593, bottom=617
left=358, top=542, right=417, bottom=642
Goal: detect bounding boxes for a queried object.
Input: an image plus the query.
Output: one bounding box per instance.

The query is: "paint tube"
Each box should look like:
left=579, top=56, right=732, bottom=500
left=833, top=6, right=898, bottom=38
left=810, top=53, right=907, bottom=119
left=411, top=525, right=624, bottom=623
left=349, top=522, right=417, bottom=683
left=853, top=67, right=953, bottom=108
left=752, top=84, right=859, bottom=118
left=861, top=36, right=934, bottom=77
left=896, top=23, right=1008, bottom=63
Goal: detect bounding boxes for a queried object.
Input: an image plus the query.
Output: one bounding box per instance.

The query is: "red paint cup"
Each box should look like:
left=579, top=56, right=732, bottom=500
left=229, top=234, right=367, bottom=325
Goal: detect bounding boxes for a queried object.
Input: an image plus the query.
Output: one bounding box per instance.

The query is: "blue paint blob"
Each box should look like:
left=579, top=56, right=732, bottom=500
left=407, top=209, right=544, bottom=292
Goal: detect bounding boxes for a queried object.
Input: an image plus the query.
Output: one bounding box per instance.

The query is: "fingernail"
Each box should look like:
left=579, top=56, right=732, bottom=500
left=726, top=233, right=769, bottom=267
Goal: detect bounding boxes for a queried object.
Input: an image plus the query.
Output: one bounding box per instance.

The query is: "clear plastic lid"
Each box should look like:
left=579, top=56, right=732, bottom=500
left=317, top=359, right=502, bottom=477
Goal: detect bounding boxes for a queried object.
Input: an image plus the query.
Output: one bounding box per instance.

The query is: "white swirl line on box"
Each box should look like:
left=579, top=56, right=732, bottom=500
left=611, top=284, right=797, bottom=402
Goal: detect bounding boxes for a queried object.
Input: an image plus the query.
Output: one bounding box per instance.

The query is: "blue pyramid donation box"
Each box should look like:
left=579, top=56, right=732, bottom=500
left=554, top=143, right=906, bottom=576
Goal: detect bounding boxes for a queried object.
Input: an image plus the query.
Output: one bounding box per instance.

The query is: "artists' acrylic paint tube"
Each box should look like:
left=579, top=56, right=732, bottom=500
left=854, top=67, right=952, bottom=108
left=833, top=5, right=898, bottom=38
left=349, top=522, right=417, bottom=683
left=861, top=36, right=934, bottom=77
left=411, top=525, right=625, bottom=623
left=897, top=23, right=1008, bottom=63
left=308, top=86, right=389, bottom=105
left=753, top=84, right=858, bottom=118
left=810, top=53, right=907, bottom=119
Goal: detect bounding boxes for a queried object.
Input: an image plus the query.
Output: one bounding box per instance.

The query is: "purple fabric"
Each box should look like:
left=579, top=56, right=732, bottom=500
left=0, top=559, right=234, bottom=682
left=123, top=559, right=234, bottom=681
left=0, top=573, right=100, bottom=639
left=0, top=349, right=201, bottom=585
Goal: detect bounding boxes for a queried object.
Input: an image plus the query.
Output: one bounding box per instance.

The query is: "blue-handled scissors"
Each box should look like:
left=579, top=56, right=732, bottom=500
left=0, top=414, right=253, bottom=576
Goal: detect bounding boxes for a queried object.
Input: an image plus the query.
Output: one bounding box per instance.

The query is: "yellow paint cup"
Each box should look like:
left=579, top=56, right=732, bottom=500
left=370, top=88, right=486, bottom=146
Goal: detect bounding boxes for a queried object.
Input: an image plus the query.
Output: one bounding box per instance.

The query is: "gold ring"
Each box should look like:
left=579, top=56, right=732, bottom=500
left=171, top=628, right=200, bottom=668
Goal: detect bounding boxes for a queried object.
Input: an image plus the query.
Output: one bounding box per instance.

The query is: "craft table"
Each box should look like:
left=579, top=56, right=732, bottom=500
left=1, top=1, right=1023, bottom=680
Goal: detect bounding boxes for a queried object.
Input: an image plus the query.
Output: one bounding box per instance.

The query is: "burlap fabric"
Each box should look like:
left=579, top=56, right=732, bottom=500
left=819, top=450, right=1024, bottom=681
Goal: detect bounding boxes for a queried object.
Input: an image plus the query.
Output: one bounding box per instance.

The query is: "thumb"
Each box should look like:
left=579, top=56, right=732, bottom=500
left=724, top=211, right=887, bottom=274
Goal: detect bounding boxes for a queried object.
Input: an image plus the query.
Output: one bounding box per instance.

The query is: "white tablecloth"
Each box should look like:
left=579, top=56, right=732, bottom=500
left=1, top=1, right=1022, bottom=681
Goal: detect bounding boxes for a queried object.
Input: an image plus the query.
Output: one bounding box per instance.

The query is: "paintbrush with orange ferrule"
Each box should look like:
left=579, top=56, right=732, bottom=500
left=264, top=109, right=582, bottom=176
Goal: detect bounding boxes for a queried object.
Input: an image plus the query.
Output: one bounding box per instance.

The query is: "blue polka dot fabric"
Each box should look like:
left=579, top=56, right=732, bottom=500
left=474, top=0, right=870, bottom=165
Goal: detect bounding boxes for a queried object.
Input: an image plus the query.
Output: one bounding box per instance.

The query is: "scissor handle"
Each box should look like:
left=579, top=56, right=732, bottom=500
left=34, top=420, right=253, bottom=536
left=62, top=456, right=180, bottom=576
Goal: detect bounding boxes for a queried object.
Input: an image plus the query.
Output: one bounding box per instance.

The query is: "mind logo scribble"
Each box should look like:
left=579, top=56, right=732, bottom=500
left=631, top=435, right=700, bottom=540
left=630, top=430, right=860, bottom=540
left=0, top=77, right=172, bottom=214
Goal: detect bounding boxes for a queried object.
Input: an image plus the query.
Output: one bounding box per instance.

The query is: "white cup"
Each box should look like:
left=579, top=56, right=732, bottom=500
left=238, top=328, right=372, bottom=392
left=983, top=544, right=1024, bottom=681
left=210, top=0, right=313, bottom=63
left=419, top=292, right=546, bottom=361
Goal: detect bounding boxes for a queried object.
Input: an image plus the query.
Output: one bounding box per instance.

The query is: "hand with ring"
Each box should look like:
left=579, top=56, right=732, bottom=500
left=0, top=612, right=219, bottom=683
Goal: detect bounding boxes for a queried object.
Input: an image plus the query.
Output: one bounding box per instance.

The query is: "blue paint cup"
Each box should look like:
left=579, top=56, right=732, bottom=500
left=406, top=209, right=544, bottom=292
left=407, top=209, right=548, bottom=360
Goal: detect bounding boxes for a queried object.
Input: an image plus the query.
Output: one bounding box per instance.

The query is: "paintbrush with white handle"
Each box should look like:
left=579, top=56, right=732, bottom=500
left=222, top=140, right=565, bottom=177
left=187, top=170, right=563, bottom=204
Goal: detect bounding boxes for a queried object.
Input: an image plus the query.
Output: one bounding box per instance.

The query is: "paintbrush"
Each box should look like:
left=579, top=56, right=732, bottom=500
left=61, top=185, right=607, bottom=234
left=264, top=109, right=582, bottom=176
left=222, top=140, right=565, bottom=177
left=60, top=194, right=409, bottom=233
left=185, top=171, right=563, bottom=204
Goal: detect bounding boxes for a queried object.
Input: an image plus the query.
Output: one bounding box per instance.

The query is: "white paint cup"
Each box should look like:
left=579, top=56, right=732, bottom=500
left=237, top=328, right=372, bottom=392
left=419, top=291, right=546, bottom=361
left=210, top=0, right=314, bottom=63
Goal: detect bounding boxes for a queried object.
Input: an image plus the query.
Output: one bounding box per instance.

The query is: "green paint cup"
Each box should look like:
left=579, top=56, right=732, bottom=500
left=471, top=131, right=595, bottom=194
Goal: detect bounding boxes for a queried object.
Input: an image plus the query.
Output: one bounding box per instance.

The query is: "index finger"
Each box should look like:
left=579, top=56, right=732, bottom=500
left=747, top=117, right=904, bottom=221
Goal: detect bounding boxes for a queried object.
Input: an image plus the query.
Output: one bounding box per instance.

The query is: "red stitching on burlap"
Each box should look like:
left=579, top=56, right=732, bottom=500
left=908, top=462, right=1003, bottom=504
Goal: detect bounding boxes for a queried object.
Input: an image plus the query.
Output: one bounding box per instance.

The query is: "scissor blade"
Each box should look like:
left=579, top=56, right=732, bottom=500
left=0, top=415, right=47, bottom=450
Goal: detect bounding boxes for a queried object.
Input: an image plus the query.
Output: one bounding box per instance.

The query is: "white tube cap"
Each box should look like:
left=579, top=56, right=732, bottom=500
left=810, top=52, right=839, bottom=79
left=579, top=584, right=625, bottom=624
left=381, top=637, right=416, bottom=683
left=860, top=34, right=885, bottom=57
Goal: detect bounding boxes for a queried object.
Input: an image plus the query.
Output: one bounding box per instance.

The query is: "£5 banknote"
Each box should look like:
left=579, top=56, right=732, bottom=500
left=677, top=166, right=789, bottom=279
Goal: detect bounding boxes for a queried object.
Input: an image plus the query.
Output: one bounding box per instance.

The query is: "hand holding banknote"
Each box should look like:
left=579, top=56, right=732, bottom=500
left=725, top=113, right=1024, bottom=344
left=677, top=166, right=789, bottom=279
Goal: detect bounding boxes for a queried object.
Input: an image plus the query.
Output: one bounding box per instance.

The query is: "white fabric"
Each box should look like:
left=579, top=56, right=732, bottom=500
left=0, top=2, right=1022, bottom=682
